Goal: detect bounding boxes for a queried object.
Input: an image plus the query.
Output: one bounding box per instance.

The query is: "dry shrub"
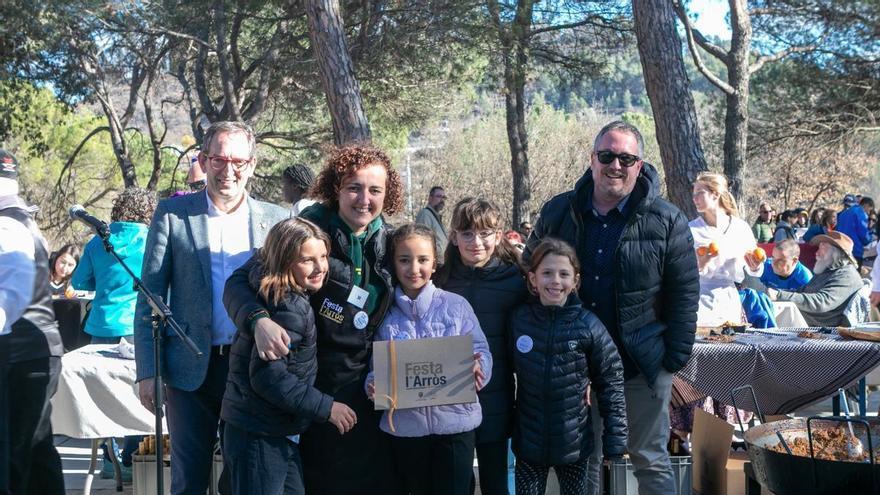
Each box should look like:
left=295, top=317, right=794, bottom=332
left=409, top=102, right=633, bottom=229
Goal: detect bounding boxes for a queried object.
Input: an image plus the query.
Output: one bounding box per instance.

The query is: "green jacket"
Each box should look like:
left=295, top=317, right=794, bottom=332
left=752, top=220, right=775, bottom=243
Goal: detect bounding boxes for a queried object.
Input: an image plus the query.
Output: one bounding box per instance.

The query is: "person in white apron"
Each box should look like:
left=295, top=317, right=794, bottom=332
left=671, top=172, right=763, bottom=439
left=688, top=172, right=763, bottom=326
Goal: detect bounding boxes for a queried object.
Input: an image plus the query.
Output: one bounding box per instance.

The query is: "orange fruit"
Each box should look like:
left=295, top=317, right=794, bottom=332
left=753, top=247, right=766, bottom=262
left=696, top=246, right=708, bottom=257
left=708, top=241, right=719, bottom=256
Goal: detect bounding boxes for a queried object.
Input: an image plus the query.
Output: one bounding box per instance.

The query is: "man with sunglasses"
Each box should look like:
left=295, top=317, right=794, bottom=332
left=134, top=121, right=289, bottom=494
left=186, top=159, right=207, bottom=192
left=751, top=202, right=776, bottom=243
left=525, top=121, right=699, bottom=495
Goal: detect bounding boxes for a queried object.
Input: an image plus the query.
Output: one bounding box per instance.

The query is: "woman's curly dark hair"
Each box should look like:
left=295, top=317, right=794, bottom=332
left=308, top=145, right=404, bottom=215
left=111, top=187, right=158, bottom=225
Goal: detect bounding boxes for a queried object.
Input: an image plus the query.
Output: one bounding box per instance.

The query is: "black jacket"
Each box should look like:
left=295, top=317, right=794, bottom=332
left=525, top=163, right=699, bottom=385
left=511, top=295, right=627, bottom=465
left=0, top=196, right=62, bottom=362
left=438, top=256, right=528, bottom=444
left=224, top=205, right=394, bottom=395
left=221, top=262, right=333, bottom=436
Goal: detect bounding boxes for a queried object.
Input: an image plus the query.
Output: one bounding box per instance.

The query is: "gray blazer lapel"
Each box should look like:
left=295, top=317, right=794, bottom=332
left=187, top=192, right=213, bottom=289
left=248, top=196, right=271, bottom=249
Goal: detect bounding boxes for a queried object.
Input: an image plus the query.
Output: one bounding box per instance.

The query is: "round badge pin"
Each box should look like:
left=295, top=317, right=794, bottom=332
left=353, top=311, right=369, bottom=330
left=516, top=335, right=533, bottom=353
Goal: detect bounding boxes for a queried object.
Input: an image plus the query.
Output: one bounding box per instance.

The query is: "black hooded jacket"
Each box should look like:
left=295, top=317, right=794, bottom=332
left=221, top=262, right=333, bottom=436
left=224, top=204, right=394, bottom=395
left=511, top=294, right=627, bottom=465
left=524, top=163, right=699, bottom=385
left=438, top=255, right=528, bottom=444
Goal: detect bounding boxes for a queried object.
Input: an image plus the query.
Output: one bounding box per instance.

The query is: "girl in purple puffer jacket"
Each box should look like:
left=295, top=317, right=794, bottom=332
left=366, top=223, right=492, bottom=495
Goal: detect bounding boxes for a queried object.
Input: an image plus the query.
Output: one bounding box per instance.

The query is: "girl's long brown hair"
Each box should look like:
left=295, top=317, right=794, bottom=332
left=525, top=238, right=581, bottom=295
left=257, top=218, right=330, bottom=306
left=388, top=223, right=438, bottom=286
left=49, top=243, right=80, bottom=284
left=435, top=197, right=522, bottom=286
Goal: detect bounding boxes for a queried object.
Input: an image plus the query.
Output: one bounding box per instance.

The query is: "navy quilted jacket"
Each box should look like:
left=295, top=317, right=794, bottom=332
left=511, top=295, right=627, bottom=465
left=525, top=163, right=699, bottom=385
left=221, top=262, right=333, bottom=436
left=438, top=256, right=528, bottom=444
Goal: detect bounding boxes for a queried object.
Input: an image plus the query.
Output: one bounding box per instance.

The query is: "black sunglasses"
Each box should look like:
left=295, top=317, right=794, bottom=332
left=188, top=179, right=206, bottom=191
left=596, top=150, right=641, bottom=167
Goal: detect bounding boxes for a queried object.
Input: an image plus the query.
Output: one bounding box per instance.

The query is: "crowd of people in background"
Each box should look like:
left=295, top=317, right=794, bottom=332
left=2, top=118, right=880, bottom=495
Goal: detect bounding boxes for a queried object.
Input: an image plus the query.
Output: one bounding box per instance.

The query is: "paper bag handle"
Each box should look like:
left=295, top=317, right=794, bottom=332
left=379, top=339, right=398, bottom=433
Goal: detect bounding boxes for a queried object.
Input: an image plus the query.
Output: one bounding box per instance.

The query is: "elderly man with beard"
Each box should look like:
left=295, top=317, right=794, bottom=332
left=768, top=231, right=864, bottom=327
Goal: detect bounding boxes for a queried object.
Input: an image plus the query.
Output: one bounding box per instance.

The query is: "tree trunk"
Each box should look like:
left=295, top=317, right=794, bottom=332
left=723, top=0, right=751, bottom=202
left=504, top=52, right=531, bottom=228
left=305, top=0, right=372, bottom=145
left=632, top=0, right=708, bottom=217
left=492, top=0, right=534, bottom=227
left=96, top=97, right=138, bottom=189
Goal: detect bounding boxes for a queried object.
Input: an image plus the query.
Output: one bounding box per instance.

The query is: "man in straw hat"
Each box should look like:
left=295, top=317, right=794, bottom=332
left=768, top=231, right=864, bottom=327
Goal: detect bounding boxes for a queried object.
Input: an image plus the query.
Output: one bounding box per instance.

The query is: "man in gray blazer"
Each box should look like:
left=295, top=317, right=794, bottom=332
left=133, top=121, right=288, bottom=494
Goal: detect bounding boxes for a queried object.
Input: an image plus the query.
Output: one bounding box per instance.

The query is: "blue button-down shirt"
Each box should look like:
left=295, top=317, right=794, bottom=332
left=579, top=188, right=638, bottom=377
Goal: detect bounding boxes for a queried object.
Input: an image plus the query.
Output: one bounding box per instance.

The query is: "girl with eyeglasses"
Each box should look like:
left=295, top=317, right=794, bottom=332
left=434, top=197, right=529, bottom=495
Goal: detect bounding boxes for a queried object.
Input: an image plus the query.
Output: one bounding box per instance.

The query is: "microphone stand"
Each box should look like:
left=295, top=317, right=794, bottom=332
left=97, top=227, right=202, bottom=495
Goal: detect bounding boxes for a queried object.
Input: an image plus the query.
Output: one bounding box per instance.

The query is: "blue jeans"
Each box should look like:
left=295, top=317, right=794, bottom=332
left=165, top=350, right=229, bottom=495
left=222, top=423, right=305, bottom=495
left=90, top=335, right=142, bottom=466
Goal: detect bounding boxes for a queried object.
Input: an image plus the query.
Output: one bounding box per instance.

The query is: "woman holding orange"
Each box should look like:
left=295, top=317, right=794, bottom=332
left=688, top=172, right=763, bottom=326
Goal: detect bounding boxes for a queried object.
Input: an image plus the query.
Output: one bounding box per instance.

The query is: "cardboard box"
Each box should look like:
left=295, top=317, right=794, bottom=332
left=692, top=409, right=734, bottom=495
left=725, top=452, right=771, bottom=495
left=691, top=409, right=771, bottom=495
left=373, top=334, right=476, bottom=410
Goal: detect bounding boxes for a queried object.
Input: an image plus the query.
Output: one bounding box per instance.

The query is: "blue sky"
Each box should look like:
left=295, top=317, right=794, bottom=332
left=690, top=0, right=731, bottom=40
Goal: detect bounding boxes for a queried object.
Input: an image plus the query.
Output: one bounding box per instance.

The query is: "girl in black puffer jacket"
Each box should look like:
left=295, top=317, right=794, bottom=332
left=435, top=198, right=529, bottom=495
left=221, top=219, right=357, bottom=495
left=512, top=239, right=627, bottom=495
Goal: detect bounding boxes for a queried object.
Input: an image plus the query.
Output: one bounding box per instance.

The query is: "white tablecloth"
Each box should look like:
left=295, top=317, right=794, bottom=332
left=51, top=345, right=160, bottom=439
left=773, top=301, right=808, bottom=327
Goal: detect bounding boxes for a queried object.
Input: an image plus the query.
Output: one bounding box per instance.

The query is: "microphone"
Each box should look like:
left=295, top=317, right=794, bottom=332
left=69, top=205, right=110, bottom=238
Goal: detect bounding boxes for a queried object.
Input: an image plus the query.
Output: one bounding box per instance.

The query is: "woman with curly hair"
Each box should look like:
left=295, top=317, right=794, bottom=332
left=224, top=144, right=404, bottom=494
left=70, top=187, right=157, bottom=480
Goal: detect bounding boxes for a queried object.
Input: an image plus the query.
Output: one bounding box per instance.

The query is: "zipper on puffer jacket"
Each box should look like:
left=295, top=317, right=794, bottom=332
left=612, top=217, right=651, bottom=390
left=543, top=307, right=556, bottom=461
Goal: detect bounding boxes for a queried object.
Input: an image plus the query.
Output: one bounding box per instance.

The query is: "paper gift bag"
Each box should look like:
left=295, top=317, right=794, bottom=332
left=373, top=334, right=476, bottom=411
